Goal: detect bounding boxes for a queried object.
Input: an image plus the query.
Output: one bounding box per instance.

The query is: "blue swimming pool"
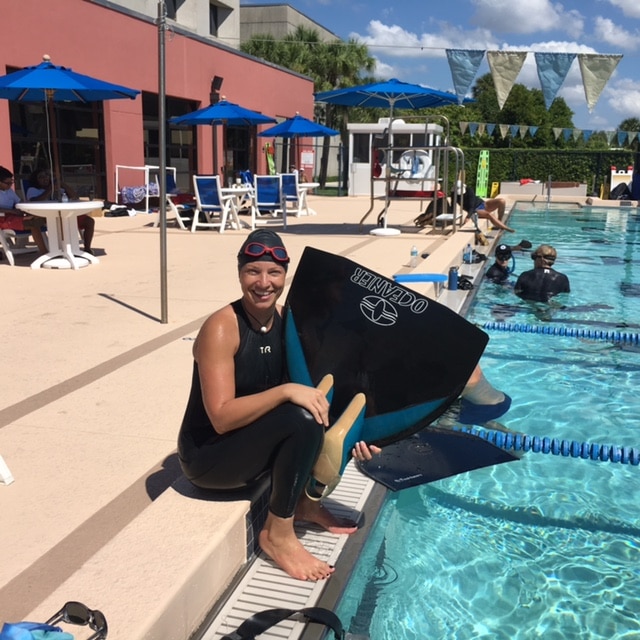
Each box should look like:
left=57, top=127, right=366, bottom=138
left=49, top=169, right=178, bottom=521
left=336, top=204, right=640, bottom=639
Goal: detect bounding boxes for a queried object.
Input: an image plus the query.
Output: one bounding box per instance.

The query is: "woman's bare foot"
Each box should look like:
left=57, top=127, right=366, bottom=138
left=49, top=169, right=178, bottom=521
left=259, top=512, right=335, bottom=581
left=294, top=494, right=359, bottom=534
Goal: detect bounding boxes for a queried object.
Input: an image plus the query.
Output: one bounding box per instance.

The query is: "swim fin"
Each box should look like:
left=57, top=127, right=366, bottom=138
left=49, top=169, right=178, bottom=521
left=306, top=392, right=366, bottom=500
left=357, top=426, right=518, bottom=491
left=316, top=373, right=334, bottom=403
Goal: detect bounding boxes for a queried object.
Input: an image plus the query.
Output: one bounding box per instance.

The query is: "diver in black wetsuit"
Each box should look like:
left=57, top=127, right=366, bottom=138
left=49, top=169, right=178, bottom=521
left=486, top=243, right=513, bottom=284
left=177, top=229, right=379, bottom=582
left=514, top=244, right=570, bottom=302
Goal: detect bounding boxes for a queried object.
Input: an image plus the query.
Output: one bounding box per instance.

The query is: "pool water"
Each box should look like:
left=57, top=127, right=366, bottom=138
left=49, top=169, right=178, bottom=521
left=336, top=205, right=640, bottom=639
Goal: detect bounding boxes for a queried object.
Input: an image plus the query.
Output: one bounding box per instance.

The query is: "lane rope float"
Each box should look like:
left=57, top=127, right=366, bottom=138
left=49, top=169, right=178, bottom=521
left=483, top=321, right=640, bottom=345
left=454, top=425, right=640, bottom=466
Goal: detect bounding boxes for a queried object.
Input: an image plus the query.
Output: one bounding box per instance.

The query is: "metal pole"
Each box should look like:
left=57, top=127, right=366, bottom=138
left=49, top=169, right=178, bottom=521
left=158, top=0, right=168, bottom=323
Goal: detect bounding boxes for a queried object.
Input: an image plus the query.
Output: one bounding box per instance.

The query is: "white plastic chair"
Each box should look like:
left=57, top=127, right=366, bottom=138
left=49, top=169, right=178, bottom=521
left=0, top=217, right=46, bottom=267
left=192, top=175, right=240, bottom=233
left=164, top=195, right=194, bottom=230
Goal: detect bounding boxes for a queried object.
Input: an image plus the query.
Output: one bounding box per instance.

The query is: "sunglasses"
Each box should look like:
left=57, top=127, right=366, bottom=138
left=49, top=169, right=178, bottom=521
left=46, top=601, right=108, bottom=640
left=243, top=242, right=289, bottom=263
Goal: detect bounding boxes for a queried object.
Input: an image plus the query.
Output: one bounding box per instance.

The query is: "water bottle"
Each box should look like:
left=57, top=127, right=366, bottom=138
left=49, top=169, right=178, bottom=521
left=410, top=245, right=418, bottom=268
left=60, top=188, right=69, bottom=203
left=463, top=242, right=473, bottom=264
left=448, top=266, right=458, bottom=290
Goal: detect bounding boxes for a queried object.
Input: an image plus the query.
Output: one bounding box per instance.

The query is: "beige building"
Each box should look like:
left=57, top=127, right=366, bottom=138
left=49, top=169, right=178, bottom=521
left=240, top=3, right=338, bottom=43
left=102, top=0, right=243, bottom=48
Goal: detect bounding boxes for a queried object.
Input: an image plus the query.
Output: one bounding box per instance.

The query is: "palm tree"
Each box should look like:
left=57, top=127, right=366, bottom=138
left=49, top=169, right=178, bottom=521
left=242, top=27, right=375, bottom=184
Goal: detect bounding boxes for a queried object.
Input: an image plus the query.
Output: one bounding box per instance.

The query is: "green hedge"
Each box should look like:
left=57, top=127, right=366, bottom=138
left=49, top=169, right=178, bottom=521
left=462, top=149, right=636, bottom=196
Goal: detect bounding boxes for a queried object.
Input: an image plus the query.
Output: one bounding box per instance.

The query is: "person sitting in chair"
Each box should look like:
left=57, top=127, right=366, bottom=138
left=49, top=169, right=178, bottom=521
left=453, top=182, right=514, bottom=233
left=0, top=165, right=48, bottom=255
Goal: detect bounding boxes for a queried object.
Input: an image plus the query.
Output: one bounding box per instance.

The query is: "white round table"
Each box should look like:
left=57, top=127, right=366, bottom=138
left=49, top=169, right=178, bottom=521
left=16, top=201, right=103, bottom=270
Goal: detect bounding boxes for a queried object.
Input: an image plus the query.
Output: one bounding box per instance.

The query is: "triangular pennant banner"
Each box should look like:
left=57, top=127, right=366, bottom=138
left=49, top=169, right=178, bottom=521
left=519, top=125, right=529, bottom=138
left=578, top=54, right=623, bottom=112
left=605, top=130, right=616, bottom=145
left=499, top=124, right=510, bottom=138
left=582, top=130, right=593, bottom=143
left=459, top=121, right=469, bottom=135
left=446, top=49, right=486, bottom=105
left=529, top=125, right=539, bottom=137
left=469, top=122, right=479, bottom=136
left=628, top=132, right=638, bottom=144
left=478, top=123, right=486, bottom=136
left=617, top=130, right=628, bottom=146
left=553, top=127, right=563, bottom=140
left=563, top=128, right=572, bottom=141
left=487, top=51, right=528, bottom=109
left=486, top=123, right=496, bottom=136
left=573, top=129, right=582, bottom=142
left=509, top=124, right=519, bottom=137
left=535, top=52, right=577, bottom=109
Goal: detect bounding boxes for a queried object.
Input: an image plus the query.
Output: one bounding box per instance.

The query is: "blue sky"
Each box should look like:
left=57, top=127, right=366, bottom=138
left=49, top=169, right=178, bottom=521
left=243, top=0, right=640, bottom=131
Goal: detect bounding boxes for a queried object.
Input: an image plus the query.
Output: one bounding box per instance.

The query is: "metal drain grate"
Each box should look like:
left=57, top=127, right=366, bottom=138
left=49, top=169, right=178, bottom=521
left=202, top=462, right=375, bottom=640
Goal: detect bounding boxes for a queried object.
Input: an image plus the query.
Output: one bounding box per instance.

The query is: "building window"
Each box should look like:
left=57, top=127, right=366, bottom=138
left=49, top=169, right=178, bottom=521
left=9, top=99, right=105, bottom=198
left=144, top=92, right=198, bottom=192
left=209, top=3, right=219, bottom=37
left=165, top=0, right=177, bottom=20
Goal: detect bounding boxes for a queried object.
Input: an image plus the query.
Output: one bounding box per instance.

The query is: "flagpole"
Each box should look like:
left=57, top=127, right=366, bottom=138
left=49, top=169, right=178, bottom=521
left=158, top=0, right=168, bottom=323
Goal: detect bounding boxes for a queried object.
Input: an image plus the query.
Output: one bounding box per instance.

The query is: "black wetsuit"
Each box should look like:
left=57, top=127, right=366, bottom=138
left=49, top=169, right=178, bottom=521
left=485, top=262, right=510, bottom=284
left=462, top=185, right=484, bottom=213
left=514, top=267, right=570, bottom=302
left=178, top=300, right=324, bottom=518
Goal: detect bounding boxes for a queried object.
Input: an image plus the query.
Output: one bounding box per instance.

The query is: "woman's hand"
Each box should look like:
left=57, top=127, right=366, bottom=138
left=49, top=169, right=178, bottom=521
left=351, top=441, right=382, bottom=461
left=284, top=383, right=330, bottom=426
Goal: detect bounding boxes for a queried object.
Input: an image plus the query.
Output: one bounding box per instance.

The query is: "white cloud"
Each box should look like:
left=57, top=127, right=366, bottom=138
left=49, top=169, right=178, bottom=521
left=593, top=17, right=639, bottom=51
left=605, top=78, right=640, bottom=122
left=373, top=58, right=397, bottom=79
left=470, top=0, right=584, bottom=38
left=608, top=0, right=640, bottom=19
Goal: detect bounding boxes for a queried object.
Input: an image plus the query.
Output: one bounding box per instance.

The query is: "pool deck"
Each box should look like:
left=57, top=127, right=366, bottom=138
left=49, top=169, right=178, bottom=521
left=0, top=190, right=608, bottom=637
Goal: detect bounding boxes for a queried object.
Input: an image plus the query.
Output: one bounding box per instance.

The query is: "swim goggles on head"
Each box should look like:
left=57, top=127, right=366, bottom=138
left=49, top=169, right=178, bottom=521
left=532, top=252, right=555, bottom=265
left=243, top=242, right=290, bottom=264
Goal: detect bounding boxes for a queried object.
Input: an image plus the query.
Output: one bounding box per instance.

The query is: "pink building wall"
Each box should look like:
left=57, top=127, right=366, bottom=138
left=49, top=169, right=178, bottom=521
left=0, top=0, right=314, bottom=197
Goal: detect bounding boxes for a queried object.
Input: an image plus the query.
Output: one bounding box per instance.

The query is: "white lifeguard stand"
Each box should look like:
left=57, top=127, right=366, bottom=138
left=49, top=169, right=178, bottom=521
left=346, top=118, right=444, bottom=197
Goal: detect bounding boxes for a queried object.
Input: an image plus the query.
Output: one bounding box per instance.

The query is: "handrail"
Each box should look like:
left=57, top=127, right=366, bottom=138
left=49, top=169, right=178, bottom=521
left=361, top=133, right=465, bottom=234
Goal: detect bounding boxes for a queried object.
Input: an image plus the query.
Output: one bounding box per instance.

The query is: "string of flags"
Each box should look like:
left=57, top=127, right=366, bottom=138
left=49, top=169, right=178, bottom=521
left=446, top=50, right=623, bottom=111
left=458, top=121, right=638, bottom=146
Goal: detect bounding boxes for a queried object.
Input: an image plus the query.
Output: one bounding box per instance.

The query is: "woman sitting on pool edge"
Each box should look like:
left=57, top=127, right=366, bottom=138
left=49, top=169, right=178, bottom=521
left=177, top=229, right=511, bottom=581
left=177, top=229, right=382, bottom=582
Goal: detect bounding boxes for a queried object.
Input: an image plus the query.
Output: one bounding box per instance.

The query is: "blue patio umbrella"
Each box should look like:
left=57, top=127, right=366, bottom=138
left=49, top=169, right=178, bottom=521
left=258, top=113, right=339, bottom=171
left=0, top=55, right=139, bottom=183
left=315, top=77, right=467, bottom=112
left=0, top=56, right=140, bottom=102
left=258, top=114, right=339, bottom=139
left=169, top=99, right=276, bottom=126
left=315, top=78, right=470, bottom=235
left=170, top=99, right=276, bottom=176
